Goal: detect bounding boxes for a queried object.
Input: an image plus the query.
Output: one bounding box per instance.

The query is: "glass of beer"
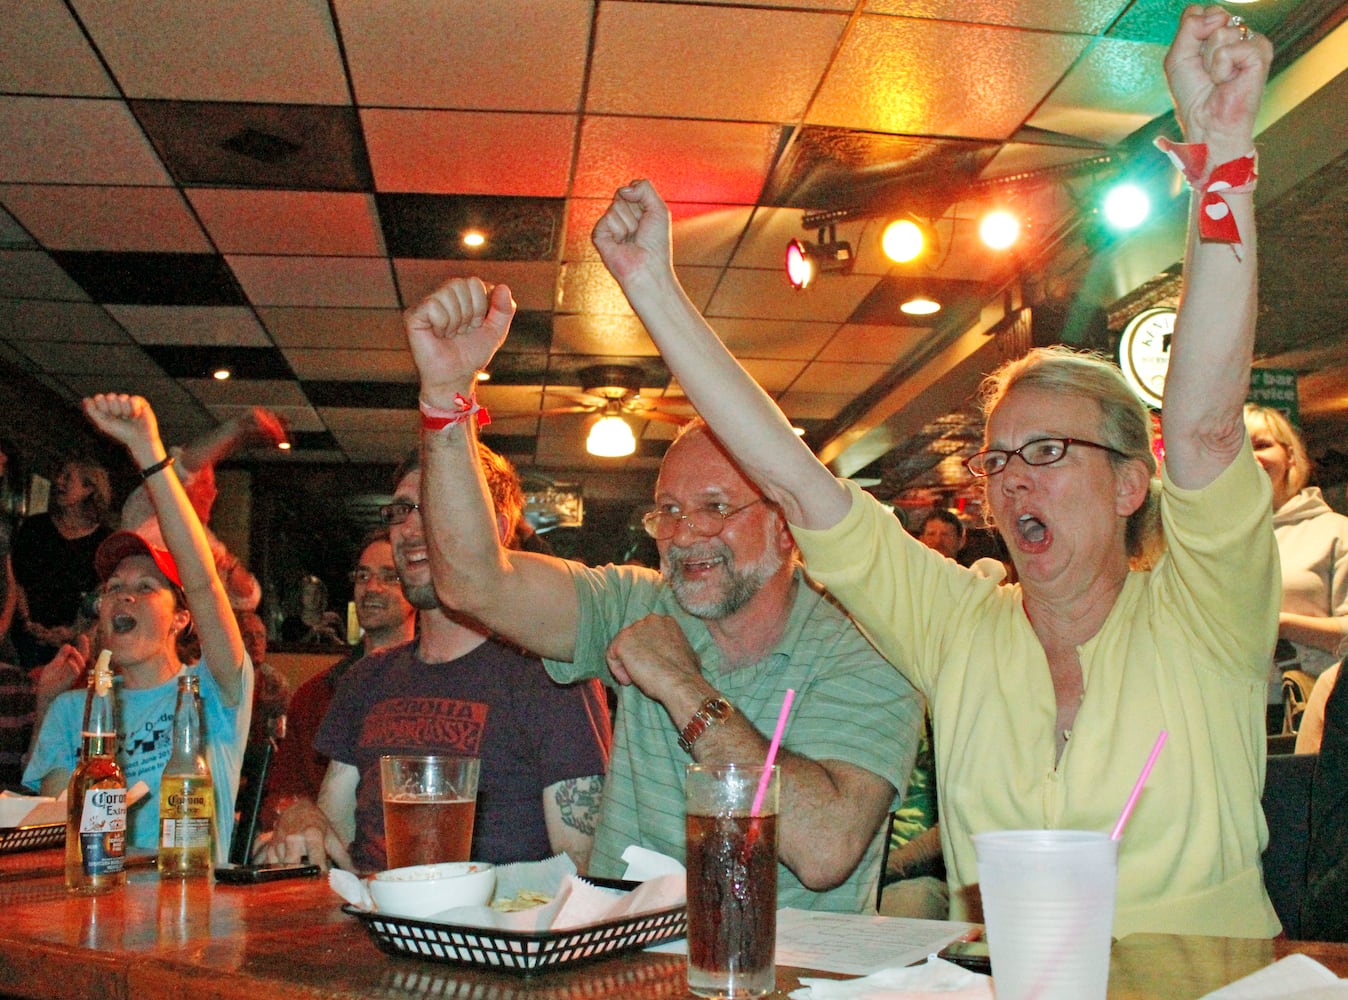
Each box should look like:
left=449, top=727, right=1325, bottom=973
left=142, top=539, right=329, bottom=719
left=379, top=755, right=480, bottom=869
left=684, top=763, right=779, bottom=1000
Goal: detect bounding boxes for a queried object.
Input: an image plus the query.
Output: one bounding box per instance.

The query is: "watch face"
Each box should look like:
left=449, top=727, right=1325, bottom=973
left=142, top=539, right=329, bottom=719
left=1119, top=307, right=1175, bottom=409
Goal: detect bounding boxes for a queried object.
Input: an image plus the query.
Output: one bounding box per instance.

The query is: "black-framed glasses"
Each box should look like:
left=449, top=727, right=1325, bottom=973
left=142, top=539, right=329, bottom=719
left=349, top=568, right=401, bottom=585
left=378, top=501, right=421, bottom=525
left=641, top=498, right=764, bottom=541
left=964, top=437, right=1127, bottom=478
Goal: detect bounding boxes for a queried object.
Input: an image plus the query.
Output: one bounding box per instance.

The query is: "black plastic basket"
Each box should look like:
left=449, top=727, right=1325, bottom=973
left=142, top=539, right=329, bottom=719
left=0, top=822, right=63, bottom=853
left=345, top=902, right=686, bottom=975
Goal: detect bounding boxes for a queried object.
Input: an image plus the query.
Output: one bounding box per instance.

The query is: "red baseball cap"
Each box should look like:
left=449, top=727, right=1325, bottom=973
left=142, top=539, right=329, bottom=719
left=95, top=530, right=183, bottom=589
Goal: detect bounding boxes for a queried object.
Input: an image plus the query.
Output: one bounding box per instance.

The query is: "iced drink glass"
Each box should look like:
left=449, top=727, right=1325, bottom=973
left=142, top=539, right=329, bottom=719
left=973, top=829, right=1119, bottom=1000
left=379, top=755, right=480, bottom=869
left=684, top=763, right=779, bottom=999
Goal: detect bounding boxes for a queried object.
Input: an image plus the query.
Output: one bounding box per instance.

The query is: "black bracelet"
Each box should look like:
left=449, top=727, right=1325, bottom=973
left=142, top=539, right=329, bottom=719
left=139, top=455, right=175, bottom=481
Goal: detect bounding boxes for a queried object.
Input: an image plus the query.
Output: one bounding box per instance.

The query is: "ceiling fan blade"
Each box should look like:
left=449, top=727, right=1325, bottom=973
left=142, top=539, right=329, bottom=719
left=491, top=405, right=592, bottom=423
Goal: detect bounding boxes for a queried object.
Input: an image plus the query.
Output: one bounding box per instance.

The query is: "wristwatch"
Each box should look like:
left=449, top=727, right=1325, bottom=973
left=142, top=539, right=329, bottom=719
left=678, top=696, right=736, bottom=755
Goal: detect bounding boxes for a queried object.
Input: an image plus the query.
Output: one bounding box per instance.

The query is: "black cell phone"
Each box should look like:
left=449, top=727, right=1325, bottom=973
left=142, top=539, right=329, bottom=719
left=215, top=863, right=321, bottom=885
left=938, top=939, right=992, bottom=975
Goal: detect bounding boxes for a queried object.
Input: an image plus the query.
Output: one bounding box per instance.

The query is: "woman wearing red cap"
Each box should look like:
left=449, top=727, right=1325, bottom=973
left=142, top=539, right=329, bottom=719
left=23, top=395, right=253, bottom=860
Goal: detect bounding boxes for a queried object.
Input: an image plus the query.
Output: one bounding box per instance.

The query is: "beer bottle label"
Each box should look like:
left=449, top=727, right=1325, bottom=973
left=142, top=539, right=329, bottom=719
left=79, top=787, right=127, bottom=876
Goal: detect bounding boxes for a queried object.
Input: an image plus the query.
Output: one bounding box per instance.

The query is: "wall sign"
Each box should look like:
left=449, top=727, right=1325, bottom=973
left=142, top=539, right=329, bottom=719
left=1118, top=307, right=1176, bottom=409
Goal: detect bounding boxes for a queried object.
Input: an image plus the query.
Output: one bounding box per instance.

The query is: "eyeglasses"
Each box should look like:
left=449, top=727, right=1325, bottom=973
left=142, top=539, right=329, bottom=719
left=349, top=568, right=401, bottom=585
left=641, top=498, right=764, bottom=541
left=379, top=501, right=421, bottom=525
left=965, top=437, right=1127, bottom=478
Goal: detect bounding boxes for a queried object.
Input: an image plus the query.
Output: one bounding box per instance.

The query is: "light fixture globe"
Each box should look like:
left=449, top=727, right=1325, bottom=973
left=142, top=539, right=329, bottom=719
left=586, top=412, right=636, bottom=457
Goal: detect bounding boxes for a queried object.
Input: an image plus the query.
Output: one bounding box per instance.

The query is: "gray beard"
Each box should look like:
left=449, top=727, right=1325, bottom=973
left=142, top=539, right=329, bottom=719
left=663, top=541, right=783, bottom=620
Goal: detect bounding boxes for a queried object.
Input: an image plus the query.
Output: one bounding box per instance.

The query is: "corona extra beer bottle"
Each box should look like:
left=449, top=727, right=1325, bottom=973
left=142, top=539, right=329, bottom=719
left=158, top=673, right=214, bottom=877
left=65, top=650, right=127, bottom=894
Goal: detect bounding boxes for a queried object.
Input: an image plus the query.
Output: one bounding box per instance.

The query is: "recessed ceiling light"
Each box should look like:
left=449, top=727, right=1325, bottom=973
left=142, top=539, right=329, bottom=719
left=277, top=440, right=291, bottom=450
left=462, top=230, right=486, bottom=248
left=901, top=296, right=941, bottom=316
left=212, top=368, right=231, bottom=380
left=475, top=371, right=491, bottom=382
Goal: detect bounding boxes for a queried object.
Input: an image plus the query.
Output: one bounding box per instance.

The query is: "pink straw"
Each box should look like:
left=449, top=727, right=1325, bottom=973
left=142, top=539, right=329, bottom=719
left=1111, top=730, right=1168, bottom=840
left=752, top=688, right=795, bottom=816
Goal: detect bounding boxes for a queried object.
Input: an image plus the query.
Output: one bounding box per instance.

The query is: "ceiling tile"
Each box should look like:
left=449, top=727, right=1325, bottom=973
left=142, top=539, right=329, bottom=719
left=108, top=305, right=270, bottom=347
left=0, top=250, right=92, bottom=300
left=0, top=300, right=125, bottom=343
left=0, top=97, right=172, bottom=185
left=714, top=317, right=839, bottom=361
left=706, top=267, right=879, bottom=323
left=143, top=345, right=294, bottom=381
left=790, top=360, right=892, bottom=394
left=393, top=260, right=560, bottom=313
left=864, top=0, right=1128, bottom=34
left=187, top=190, right=385, bottom=256
left=226, top=255, right=398, bottom=308
left=849, top=274, right=991, bottom=326
left=303, top=381, right=417, bottom=409
left=183, top=377, right=312, bottom=408
left=258, top=307, right=405, bottom=350
left=588, top=4, right=845, bottom=121
left=282, top=348, right=414, bottom=383
left=816, top=323, right=931, bottom=364
left=775, top=390, right=853, bottom=419
left=327, top=428, right=418, bottom=463
left=1028, top=38, right=1170, bottom=145
left=377, top=195, right=564, bottom=262
left=0, top=185, right=210, bottom=252
left=363, top=110, right=575, bottom=197
left=0, top=205, right=35, bottom=249
left=131, top=101, right=372, bottom=191
left=551, top=313, right=656, bottom=358
left=52, top=251, right=247, bottom=306
left=318, top=407, right=412, bottom=433
left=0, top=0, right=117, bottom=96
left=73, top=0, right=349, bottom=103
left=206, top=403, right=325, bottom=435
left=57, top=373, right=202, bottom=412
left=17, top=341, right=165, bottom=377
left=810, top=15, right=1089, bottom=140
left=573, top=117, right=784, bottom=204
left=741, top=358, right=808, bottom=393
left=338, top=0, right=591, bottom=111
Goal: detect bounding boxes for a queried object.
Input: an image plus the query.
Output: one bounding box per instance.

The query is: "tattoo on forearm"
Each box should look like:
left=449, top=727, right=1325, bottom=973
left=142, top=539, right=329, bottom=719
left=555, top=775, right=605, bottom=836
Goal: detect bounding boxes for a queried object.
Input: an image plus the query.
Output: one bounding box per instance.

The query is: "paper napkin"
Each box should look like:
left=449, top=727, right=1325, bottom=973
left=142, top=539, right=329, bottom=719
left=789, top=956, right=993, bottom=1000
left=1200, top=954, right=1348, bottom=999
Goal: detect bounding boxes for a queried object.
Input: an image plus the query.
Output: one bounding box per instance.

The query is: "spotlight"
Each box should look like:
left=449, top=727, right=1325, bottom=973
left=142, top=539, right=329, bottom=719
left=978, top=210, right=1021, bottom=251
left=462, top=230, right=486, bottom=248
left=586, top=413, right=636, bottom=458
left=881, top=217, right=928, bottom=263
left=785, top=225, right=854, bottom=290
left=901, top=295, right=941, bottom=317
left=212, top=368, right=231, bottom=380
left=1102, top=183, right=1150, bottom=231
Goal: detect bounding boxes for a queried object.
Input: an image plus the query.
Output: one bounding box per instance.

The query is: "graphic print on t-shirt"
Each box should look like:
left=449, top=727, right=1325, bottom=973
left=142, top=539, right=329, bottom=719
left=120, top=708, right=174, bottom=788
left=358, top=697, right=487, bottom=754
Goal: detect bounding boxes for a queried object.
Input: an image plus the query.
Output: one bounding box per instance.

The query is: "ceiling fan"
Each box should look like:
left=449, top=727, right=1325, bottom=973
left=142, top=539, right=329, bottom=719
left=493, top=364, right=693, bottom=456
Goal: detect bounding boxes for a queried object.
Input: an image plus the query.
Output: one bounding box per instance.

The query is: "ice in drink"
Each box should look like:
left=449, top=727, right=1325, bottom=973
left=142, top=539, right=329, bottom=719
left=685, top=811, right=778, bottom=999
left=382, top=795, right=476, bottom=868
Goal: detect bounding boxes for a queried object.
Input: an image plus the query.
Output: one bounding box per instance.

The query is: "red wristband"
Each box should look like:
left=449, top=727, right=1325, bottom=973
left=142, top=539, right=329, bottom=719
left=419, top=393, right=491, bottom=432
left=1154, top=138, right=1258, bottom=260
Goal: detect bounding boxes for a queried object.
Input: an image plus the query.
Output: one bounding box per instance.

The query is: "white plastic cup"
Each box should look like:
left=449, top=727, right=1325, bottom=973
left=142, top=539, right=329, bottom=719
left=972, top=830, right=1118, bottom=1000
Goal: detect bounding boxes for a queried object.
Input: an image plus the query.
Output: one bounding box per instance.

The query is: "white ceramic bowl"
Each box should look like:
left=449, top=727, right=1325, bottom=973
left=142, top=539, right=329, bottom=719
left=368, top=861, right=496, bottom=919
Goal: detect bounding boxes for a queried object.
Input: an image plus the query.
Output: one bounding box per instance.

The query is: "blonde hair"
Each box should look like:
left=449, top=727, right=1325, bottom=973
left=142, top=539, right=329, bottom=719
left=977, top=346, right=1162, bottom=567
left=1243, top=403, right=1310, bottom=496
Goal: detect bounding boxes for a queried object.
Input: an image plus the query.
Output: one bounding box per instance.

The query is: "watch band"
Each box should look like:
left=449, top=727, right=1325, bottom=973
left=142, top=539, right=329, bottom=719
left=678, top=696, right=735, bottom=755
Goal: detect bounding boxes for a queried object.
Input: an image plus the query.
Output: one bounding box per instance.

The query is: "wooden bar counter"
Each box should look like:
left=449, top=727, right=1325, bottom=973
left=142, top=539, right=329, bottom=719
left=2, top=847, right=1346, bottom=999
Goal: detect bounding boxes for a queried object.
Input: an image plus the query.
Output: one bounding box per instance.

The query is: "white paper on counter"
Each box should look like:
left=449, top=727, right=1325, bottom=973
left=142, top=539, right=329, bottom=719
left=650, top=908, right=976, bottom=975
left=790, top=956, right=992, bottom=999
left=1199, top=954, right=1348, bottom=999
